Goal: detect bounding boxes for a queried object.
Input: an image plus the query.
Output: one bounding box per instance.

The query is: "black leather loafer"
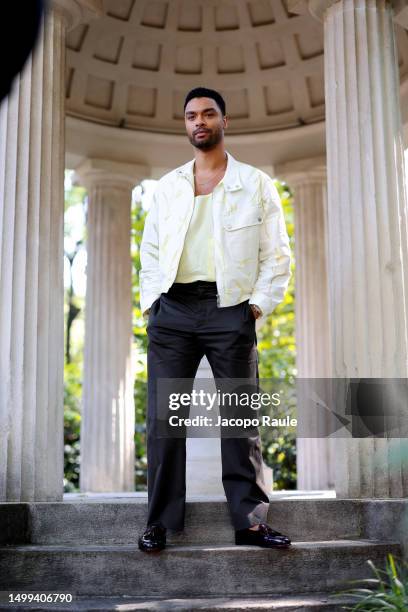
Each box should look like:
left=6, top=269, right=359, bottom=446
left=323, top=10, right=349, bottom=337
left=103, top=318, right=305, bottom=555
left=138, top=524, right=167, bottom=552
left=235, top=523, right=291, bottom=548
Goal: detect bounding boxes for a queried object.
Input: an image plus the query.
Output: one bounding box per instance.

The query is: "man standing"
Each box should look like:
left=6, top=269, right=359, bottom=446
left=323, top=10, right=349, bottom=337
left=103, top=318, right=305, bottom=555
left=138, top=87, right=292, bottom=552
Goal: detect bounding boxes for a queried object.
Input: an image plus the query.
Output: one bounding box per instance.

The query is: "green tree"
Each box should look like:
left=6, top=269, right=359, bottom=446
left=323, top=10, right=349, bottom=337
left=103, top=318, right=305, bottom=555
left=256, top=181, right=296, bottom=489
left=63, top=171, right=86, bottom=492
left=132, top=185, right=149, bottom=489
left=131, top=180, right=296, bottom=491
left=63, top=176, right=297, bottom=492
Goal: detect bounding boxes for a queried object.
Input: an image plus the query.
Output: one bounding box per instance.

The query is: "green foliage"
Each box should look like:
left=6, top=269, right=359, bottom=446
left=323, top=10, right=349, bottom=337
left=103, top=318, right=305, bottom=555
left=329, top=553, right=408, bottom=610
left=64, top=361, right=82, bottom=492
left=132, top=192, right=148, bottom=350
left=257, top=181, right=296, bottom=489
left=63, top=170, right=85, bottom=493
left=63, top=175, right=297, bottom=493
left=256, top=181, right=295, bottom=381
left=132, top=190, right=149, bottom=489
left=64, top=178, right=87, bottom=214
left=131, top=180, right=297, bottom=491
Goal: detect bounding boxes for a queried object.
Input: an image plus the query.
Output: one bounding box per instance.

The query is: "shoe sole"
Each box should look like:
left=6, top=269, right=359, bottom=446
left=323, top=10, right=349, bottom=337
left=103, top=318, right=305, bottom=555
left=138, top=546, right=166, bottom=553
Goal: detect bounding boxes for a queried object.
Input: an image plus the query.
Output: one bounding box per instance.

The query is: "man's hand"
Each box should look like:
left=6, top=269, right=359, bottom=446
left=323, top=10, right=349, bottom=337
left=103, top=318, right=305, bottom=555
left=250, top=304, right=262, bottom=319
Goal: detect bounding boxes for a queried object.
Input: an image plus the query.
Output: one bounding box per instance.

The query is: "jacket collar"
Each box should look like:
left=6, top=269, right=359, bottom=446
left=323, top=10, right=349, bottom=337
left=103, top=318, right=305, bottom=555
left=175, top=150, right=242, bottom=192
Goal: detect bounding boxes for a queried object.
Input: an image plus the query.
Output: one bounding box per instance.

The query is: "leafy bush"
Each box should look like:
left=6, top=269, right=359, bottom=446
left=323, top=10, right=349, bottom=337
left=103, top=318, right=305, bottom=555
left=63, top=177, right=296, bottom=492
left=131, top=180, right=296, bottom=491
left=256, top=182, right=296, bottom=489
left=329, top=553, right=408, bottom=610
left=64, top=362, right=82, bottom=492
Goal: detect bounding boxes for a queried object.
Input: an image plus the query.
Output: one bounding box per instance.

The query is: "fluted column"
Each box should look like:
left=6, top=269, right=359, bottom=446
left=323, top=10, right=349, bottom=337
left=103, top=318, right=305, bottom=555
left=276, top=158, right=335, bottom=491
left=186, top=355, right=273, bottom=496
left=0, top=0, right=101, bottom=502
left=75, top=159, right=148, bottom=492
left=186, top=356, right=224, bottom=496
left=321, top=0, right=408, bottom=496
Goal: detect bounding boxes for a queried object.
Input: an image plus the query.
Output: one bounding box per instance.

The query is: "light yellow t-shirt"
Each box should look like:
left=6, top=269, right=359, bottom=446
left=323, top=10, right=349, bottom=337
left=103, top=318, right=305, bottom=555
left=175, top=193, right=216, bottom=282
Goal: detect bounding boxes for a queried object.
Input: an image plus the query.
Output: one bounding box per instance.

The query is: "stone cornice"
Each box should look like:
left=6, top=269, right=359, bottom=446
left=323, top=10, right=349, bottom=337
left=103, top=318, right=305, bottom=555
left=288, top=0, right=408, bottom=29
left=274, top=156, right=327, bottom=188
left=74, top=158, right=150, bottom=191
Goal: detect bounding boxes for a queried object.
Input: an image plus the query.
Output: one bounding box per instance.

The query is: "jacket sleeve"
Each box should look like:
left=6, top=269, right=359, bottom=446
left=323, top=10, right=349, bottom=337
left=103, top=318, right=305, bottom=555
left=139, top=186, right=162, bottom=318
left=249, top=173, right=292, bottom=319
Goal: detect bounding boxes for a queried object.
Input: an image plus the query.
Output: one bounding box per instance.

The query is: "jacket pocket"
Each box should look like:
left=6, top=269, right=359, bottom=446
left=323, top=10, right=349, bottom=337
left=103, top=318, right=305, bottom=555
left=222, top=209, right=263, bottom=260
left=223, top=209, right=263, bottom=231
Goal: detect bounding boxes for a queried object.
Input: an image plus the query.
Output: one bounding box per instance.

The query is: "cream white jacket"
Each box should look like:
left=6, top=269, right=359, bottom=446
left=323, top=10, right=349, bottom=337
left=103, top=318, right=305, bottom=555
left=139, top=150, right=291, bottom=328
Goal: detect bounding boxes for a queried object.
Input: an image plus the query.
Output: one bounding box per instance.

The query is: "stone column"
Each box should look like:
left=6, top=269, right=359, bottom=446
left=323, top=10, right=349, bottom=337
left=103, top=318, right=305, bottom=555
left=310, top=0, right=408, bottom=497
left=276, top=158, right=335, bottom=491
left=0, top=0, right=102, bottom=502
left=186, top=356, right=224, bottom=497
left=74, top=159, right=148, bottom=492
left=186, top=355, right=273, bottom=496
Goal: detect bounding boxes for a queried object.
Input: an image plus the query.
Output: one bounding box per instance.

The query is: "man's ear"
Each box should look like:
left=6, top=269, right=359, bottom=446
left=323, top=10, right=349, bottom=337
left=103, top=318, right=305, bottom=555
left=223, top=115, right=228, bottom=130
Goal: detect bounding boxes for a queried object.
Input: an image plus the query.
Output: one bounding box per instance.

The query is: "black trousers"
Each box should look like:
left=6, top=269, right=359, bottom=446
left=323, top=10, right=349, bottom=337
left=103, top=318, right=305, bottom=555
left=145, top=280, right=270, bottom=531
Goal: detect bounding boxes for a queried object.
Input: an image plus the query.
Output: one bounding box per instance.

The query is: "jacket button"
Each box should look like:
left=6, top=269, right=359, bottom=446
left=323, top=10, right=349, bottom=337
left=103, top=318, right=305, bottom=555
left=258, top=217, right=262, bottom=222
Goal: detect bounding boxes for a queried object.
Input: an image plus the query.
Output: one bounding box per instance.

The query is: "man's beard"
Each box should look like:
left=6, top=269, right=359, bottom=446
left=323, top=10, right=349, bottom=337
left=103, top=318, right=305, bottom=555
left=188, top=126, right=223, bottom=150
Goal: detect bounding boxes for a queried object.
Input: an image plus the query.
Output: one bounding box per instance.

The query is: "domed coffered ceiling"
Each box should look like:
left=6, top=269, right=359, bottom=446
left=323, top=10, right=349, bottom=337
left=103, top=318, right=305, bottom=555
left=65, top=0, right=408, bottom=168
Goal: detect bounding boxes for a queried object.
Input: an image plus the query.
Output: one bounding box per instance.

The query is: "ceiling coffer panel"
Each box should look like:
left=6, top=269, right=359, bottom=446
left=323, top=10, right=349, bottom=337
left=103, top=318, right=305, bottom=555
left=127, top=86, right=157, bottom=117
left=64, top=0, right=408, bottom=135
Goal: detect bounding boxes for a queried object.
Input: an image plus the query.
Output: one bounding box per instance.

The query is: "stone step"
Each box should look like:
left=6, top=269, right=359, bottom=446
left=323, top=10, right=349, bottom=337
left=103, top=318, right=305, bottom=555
left=0, top=540, right=400, bottom=598
left=0, top=591, right=360, bottom=611
left=0, top=498, right=388, bottom=546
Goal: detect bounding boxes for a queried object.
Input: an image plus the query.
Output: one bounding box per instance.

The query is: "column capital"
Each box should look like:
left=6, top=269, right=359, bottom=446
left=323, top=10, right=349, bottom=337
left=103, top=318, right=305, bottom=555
left=274, top=156, right=327, bottom=188
left=288, top=0, right=408, bottom=28
left=393, top=0, right=408, bottom=29
left=307, top=0, right=336, bottom=22
left=50, top=0, right=104, bottom=31
left=74, top=158, right=150, bottom=192
left=287, top=0, right=335, bottom=22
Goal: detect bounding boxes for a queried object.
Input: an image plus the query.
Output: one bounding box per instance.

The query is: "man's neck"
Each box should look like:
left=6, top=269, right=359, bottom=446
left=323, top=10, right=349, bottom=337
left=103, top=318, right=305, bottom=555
left=193, top=146, right=227, bottom=173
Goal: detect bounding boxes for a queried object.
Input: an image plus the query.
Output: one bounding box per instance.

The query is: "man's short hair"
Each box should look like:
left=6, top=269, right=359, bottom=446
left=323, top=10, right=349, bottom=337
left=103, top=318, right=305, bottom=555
left=183, top=87, right=226, bottom=116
